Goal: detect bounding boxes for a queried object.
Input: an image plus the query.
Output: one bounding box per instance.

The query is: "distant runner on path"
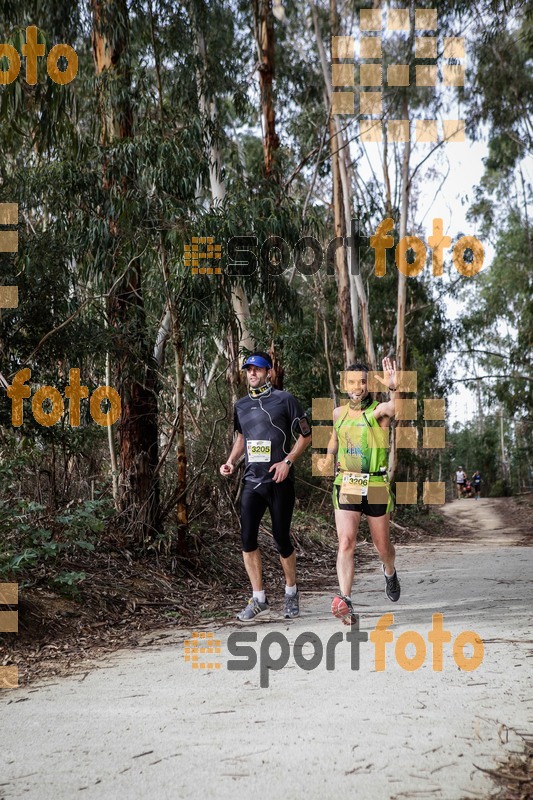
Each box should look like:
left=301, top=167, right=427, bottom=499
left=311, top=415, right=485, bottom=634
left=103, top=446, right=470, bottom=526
left=220, top=352, right=312, bottom=622
left=318, top=357, right=400, bottom=626
left=456, top=466, right=467, bottom=499
left=472, top=470, right=482, bottom=500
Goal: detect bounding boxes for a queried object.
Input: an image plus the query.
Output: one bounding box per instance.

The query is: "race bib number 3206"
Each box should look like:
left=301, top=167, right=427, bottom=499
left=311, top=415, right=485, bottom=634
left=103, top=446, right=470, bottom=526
left=341, top=472, right=370, bottom=496
left=247, top=440, right=271, bottom=463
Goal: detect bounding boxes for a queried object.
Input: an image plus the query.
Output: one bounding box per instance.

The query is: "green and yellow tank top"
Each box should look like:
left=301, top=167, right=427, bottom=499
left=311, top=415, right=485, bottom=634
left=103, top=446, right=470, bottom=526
left=333, top=400, right=389, bottom=486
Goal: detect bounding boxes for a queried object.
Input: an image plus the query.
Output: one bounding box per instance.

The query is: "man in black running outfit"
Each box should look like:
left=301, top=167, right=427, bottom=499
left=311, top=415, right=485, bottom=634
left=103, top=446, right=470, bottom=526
left=220, top=352, right=311, bottom=622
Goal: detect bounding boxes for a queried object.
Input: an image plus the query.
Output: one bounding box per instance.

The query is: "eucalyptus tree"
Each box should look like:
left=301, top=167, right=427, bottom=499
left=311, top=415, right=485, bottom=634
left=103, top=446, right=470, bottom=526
left=455, top=0, right=532, bottom=480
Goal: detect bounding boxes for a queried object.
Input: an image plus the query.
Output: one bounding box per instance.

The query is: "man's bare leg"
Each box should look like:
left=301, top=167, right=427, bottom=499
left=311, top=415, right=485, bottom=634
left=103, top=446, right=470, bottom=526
left=368, top=513, right=400, bottom=601
left=367, top=513, right=395, bottom=574
left=279, top=550, right=296, bottom=587
left=280, top=550, right=300, bottom=618
left=335, top=509, right=361, bottom=597
left=243, top=549, right=263, bottom=591
left=237, top=549, right=270, bottom=621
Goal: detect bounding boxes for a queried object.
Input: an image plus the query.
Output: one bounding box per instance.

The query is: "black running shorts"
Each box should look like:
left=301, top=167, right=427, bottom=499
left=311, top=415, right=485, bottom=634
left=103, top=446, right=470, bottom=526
left=332, top=484, right=391, bottom=516
left=240, top=479, right=295, bottom=558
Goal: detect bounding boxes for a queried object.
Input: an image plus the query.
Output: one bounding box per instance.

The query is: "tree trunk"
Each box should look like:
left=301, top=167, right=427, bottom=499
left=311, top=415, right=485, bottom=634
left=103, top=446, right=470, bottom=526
left=396, top=92, right=411, bottom=374
left=91, top=0, right=160, bottom=544
left=390, top=72, right=412, bottom=483
left=316, top=273, right=338, bottom=405
left=312, top=0, right=376, bottom=367
left=268, top=340, right=284, bottom=389
left=338, top=152, right=361, bottom=356
left=174, top=323, right=188, bottom=549
left=90, top=0, right=132, bottom=143
left=106, top=349, right=119, bottom=508
left=338, top=151, right=376, bottom=367
left=157, top=234, right=189, bottom=542
left=499, top=406, right=508, bottom=481
left=255, top=0, right=280, bottom=176
left=195, top=23, right=226, bottom=205
left=330, top=112, right=356, bottom=366
left=326, top=0, right=356, bottom=366
left=194, top=16, right=253, bottom=395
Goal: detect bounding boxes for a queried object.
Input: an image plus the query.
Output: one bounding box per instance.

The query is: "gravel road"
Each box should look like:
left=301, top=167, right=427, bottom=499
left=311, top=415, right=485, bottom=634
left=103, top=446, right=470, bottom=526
left=1, top=498, right=531, bottom=800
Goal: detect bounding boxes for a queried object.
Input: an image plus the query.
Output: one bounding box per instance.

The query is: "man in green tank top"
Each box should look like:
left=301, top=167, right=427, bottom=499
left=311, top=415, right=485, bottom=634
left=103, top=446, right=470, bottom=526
left=318, top=357, right=400, bottom=625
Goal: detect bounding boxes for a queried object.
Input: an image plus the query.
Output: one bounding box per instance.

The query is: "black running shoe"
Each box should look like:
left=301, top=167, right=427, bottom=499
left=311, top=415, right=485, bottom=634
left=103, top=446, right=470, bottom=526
left=382, top=564, right=401, bottom=602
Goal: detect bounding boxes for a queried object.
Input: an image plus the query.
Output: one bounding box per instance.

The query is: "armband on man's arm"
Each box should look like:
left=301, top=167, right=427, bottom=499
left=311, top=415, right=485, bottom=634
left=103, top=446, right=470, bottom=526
left=297, top=416, right=311, bottom=436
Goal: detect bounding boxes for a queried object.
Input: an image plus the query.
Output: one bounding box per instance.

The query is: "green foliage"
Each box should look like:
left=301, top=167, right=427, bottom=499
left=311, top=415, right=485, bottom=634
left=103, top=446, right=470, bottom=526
left=458, top=2, right=532, bottom=497
left=0, top=434, right=112, bottom=584
left=0, top=495, right=111, bottom=585
left=53, top=571, right=87, bottom=598
left=0, top=0, right=530, bottom=557
left=448, top=419, right=501, bottom=487
left=465, top=2, right=532, bottom=155
left=488, top=479, right=512, bottom=497
left=459, top=208, right=532, bottom=418
left=447, top=408, right=530, bottom=494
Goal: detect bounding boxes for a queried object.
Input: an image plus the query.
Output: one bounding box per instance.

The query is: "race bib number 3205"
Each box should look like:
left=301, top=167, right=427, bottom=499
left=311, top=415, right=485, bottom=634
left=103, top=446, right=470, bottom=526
left=247, top=440, right=271, bottom=463
left=341, top=472, right=370, bottom=496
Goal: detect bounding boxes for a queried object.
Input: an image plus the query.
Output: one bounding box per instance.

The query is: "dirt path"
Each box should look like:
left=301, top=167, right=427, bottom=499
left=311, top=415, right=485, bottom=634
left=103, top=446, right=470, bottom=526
left=1, top=499, right=531, bottom=799
left=440, top=496, right=527, bottom=541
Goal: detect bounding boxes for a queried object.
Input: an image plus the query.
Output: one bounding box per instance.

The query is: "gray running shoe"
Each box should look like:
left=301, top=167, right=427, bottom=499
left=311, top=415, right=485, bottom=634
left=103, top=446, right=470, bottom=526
left=237, top=596, right=270, bottom=622
left=382, top=564, right=401, bottom=602
left=283, top=590, right=300, bottom=619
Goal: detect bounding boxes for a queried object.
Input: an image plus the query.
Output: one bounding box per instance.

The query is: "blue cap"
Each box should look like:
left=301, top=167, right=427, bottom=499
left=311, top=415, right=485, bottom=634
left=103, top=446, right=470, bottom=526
left=241, top=354, right=272, bottom=370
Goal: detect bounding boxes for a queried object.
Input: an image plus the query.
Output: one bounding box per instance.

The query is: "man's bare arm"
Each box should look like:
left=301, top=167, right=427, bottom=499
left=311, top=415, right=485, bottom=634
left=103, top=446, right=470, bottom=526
left=373, top=357, right=397, bottom=421
left=317, top=407, right=341, bottom=473
left=220, top=433, right=245, bottom=476
left=269, top=432, right=312, bottom=484
left=286, top=432, right=312, bottom=463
